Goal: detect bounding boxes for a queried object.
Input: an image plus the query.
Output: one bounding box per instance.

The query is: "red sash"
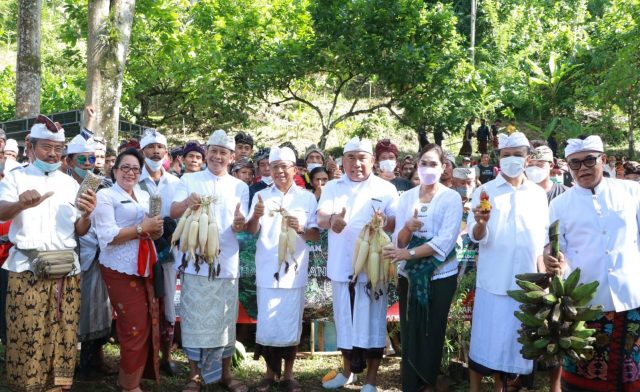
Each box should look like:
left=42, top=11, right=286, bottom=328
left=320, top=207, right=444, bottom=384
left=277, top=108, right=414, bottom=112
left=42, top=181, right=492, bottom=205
left=137, top=236, right=157, bottom=278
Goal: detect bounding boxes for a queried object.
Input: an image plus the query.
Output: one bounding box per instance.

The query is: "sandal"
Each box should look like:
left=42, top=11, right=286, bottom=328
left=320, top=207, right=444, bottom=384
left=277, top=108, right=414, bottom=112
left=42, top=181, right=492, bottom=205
left=280, top=379, right=302, bottom=392
left=182, top=376, right=202, bottom=392
left=255, top=378, right=277, bottom=392
left=219, top=378, right=249, bottom=392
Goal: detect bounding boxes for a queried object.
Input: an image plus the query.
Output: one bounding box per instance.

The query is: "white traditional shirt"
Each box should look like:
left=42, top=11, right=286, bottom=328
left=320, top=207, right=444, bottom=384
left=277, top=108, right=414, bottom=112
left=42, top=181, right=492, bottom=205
left=249, top=184, right=318, bottom=289
left=137, top=167, right=181, bottom=218
left=467, top=174, right=548, bottom=295
left=317, top=174, right=398, bottom=282
left=394, top=185, right=462, bottom=280
left=0, top=164, right=81, bottom=273
left=171, top=170, right=249, bottom=278
left=549, top=178, right=640, bottom=312
left=94, top=183, right=150, bottom=276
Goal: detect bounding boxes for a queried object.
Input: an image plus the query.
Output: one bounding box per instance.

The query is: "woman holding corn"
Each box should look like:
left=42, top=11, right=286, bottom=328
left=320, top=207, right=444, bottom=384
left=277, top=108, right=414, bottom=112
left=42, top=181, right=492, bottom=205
left=382, top=144, right=463, bottom=392
left=93, top=148, right=164, bottom=392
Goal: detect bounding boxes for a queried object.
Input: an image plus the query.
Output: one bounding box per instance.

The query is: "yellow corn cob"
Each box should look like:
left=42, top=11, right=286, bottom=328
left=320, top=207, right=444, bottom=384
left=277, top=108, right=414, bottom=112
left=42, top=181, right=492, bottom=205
left=368, top=233, right=380, bottom=288
left=206, top=221, right=219, bottom=262
left=180, top=210, right=196, bottom=253
left=172, top=207, right=192, bottom=246
left=352, top=225, right=367, bottom=269
left=187, top=220, right=199, bottom=261
left=198, top=210, right=209, bottom=254
left=352, top=227, right=370, bottom=280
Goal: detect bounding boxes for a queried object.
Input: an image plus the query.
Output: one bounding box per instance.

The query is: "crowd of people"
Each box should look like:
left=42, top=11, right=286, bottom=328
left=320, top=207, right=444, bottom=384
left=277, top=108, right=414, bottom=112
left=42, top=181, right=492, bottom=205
left=0, top=108, right=639, bottom=392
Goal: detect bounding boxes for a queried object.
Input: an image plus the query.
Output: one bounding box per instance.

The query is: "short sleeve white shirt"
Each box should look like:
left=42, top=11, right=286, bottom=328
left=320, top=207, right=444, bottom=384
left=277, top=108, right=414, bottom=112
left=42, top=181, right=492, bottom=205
left=171, top=170, right=249, bottom=278
left=467, top=174, right=548, bottom=295
left=249, top=184, right=318, bottom=288
left=0, top=165, right=81, bottom=273
left=317, top=174, right=399, bottom=282
left=549, top=178, right=640, bottom=312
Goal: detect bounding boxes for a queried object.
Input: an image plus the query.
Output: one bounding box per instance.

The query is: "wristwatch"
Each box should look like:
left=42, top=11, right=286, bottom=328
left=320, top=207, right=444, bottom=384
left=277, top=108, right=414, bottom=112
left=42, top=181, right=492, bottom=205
left=408, top=249, right=416, bottom=259
left=136, top=225, right=144, bottom=235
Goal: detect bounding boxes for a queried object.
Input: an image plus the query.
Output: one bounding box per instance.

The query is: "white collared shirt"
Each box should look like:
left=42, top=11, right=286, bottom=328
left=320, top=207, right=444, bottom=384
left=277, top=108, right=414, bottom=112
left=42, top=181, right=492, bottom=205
left=249, top=184, right=318, bottom=288
left=467, top=174, right=548, bottom=295
left=171, top=170, right=249, bottom=278
left=394, top=185, right=463, bottom=279
left=549, top=178, right=640, bottom=312
left=94, top=183, right=150, bottom=276
left=317, top=174, right=399, bottom=282
left=0, top=164, right=81, bottom=273
left=137, top=167, right=181, bottom=218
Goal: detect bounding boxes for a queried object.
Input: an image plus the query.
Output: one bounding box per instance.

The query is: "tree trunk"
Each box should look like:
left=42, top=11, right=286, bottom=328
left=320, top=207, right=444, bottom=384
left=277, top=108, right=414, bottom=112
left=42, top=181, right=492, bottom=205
left=15, top=0, right=41, bottom=118
left=318, top=125, right=331, bottom=150
left=629, top=107, right=636, bottom=159
left=85, top=0, right=136, bottom=147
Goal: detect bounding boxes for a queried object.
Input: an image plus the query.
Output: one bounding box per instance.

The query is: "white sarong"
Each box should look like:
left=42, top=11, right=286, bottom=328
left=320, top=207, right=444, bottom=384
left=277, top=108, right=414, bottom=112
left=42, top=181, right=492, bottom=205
left=332, top=280, right=387, bottom=350
left=256, top=287, right=305, bottom=347
left=469, top=286, right=533, bottom=374
left=179, top=273, right=238, bottom=348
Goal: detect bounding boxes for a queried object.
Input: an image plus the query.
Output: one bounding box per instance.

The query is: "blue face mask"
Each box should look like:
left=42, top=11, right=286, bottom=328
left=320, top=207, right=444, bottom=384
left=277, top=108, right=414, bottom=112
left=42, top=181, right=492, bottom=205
left=33, top=158, right=62, bottom=174
left=73, top=166, right=88, bottom=179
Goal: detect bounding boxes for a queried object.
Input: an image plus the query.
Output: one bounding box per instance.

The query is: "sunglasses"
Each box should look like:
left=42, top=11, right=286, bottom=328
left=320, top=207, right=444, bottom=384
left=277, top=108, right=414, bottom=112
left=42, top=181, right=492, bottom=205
left=567, top=154, right=601, bottom=170
left=35, top=115, right=63, bottom=133
left=76, top=155, right=96, bottom=165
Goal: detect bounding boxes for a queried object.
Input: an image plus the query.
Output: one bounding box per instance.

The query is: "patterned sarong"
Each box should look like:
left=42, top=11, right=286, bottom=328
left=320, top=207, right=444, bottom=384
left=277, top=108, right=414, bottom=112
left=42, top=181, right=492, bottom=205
left=5, top=272, right=80, bottom=392
left=562, top=308, right=640, bottom=391
left=101, top=266, right=160, bottom=390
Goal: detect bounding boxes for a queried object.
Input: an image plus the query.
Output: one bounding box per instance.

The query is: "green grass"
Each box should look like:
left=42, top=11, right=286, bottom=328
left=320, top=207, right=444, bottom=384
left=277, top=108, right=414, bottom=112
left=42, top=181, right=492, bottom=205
left=0, top=342, right=553, bottom=391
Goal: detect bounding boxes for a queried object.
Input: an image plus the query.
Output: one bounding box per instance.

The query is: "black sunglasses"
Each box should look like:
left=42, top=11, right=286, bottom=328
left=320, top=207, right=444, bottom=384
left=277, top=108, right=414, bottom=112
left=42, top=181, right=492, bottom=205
left=567, top=154, right=601, bottom=170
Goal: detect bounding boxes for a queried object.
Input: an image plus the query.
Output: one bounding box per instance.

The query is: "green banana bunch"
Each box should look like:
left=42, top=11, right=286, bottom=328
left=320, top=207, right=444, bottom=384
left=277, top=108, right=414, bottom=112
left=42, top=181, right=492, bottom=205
left=509, top=266, right=604, bottom=366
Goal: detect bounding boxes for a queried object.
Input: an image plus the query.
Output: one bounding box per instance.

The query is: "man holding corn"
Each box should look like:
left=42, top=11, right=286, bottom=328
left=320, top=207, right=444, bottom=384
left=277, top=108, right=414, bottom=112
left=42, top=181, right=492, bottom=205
left=543, top=135, right=640, bottom=391
left=170, top=129, right=249, bottom=392
left=317, top=137, right=398, bottom=392
left=246, top=146, right=320, bottom=392
left=466, top=132, right=548, bottom=392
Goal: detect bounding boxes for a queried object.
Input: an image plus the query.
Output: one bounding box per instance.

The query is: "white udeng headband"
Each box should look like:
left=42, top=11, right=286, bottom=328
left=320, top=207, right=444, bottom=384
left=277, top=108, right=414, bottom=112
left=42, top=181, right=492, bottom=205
left=565, top=135, right=604, bottom=157
left=497, top=132, right=529, bottom=149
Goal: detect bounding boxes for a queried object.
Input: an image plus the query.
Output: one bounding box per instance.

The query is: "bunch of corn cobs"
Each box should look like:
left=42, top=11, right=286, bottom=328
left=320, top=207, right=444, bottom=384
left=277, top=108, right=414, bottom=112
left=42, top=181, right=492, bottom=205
left=350, top=212, right=396, bottom=300
left=508, top=220, right=603, bottom=365
left=172, top=196, right=220, bottom=279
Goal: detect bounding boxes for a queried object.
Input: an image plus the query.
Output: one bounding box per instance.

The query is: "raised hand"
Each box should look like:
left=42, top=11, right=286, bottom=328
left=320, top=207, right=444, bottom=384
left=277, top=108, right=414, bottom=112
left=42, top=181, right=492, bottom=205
left=18, top=190, right=54, bottom=210
left=330, top=207, right=347, bottom=233
left=253, top=194, right=265, bottom=219
left=404, top=208, right=423, bottom=232
left=77, top=189, right=97, bottom=217
left=233, top=202, right=246, bottom=232
left=472, top=205, right=491, bottom=226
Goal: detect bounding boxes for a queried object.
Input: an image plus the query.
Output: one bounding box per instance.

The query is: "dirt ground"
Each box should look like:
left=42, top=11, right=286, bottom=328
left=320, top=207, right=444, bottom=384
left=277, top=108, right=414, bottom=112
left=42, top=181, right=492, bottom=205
left=0, top=342, right=554, bottom=392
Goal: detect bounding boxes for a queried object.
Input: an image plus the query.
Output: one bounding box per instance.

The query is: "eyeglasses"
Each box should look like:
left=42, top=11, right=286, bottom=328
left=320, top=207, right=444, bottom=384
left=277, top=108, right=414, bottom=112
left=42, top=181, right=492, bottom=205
left=35, top=115, right=63, bottom=133
left=38, top=143, right=65, bottom=154
left=76, top=155, right=96, bottom=165
left=117, top=165, right=141, bottom=174
left=270, top=163, right=295, bottom=172
left=567, top=154, right=601, bottom=170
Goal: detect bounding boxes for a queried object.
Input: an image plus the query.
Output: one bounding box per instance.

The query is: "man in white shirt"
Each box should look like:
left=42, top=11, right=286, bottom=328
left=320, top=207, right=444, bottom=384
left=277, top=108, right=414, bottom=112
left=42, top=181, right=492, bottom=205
left=2, top=139, right=21, bottom=173
left=246, top=146, right=320, bottom=391
left=0, top=116, right=97, bottom=392
left=544, top=135, right=640, bottom=392
left=170, top=129, right=249, bottom=392
left=317, top=137, right=398, bottom=392
left=467, top=132, right=548, bottom=392
left=137, top=128, right=183, bottom=375
left=64, top=133, right=115, bottom=379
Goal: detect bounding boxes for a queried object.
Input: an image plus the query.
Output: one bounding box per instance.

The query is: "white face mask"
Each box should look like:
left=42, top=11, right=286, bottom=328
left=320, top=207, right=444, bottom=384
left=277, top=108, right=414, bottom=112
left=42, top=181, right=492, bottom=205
left=307, top=162, right=322, bottom=172
left=145, top=157, right=163, bottom=172
left=500, top=156, right=526, bottom=178
left=262, top=176, right=273, bottom=185
left=378, top=159, right=396, bottom=173
left=417, top=166, right=442, bottom=185
left=525, top=166, right=549, bottom=184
